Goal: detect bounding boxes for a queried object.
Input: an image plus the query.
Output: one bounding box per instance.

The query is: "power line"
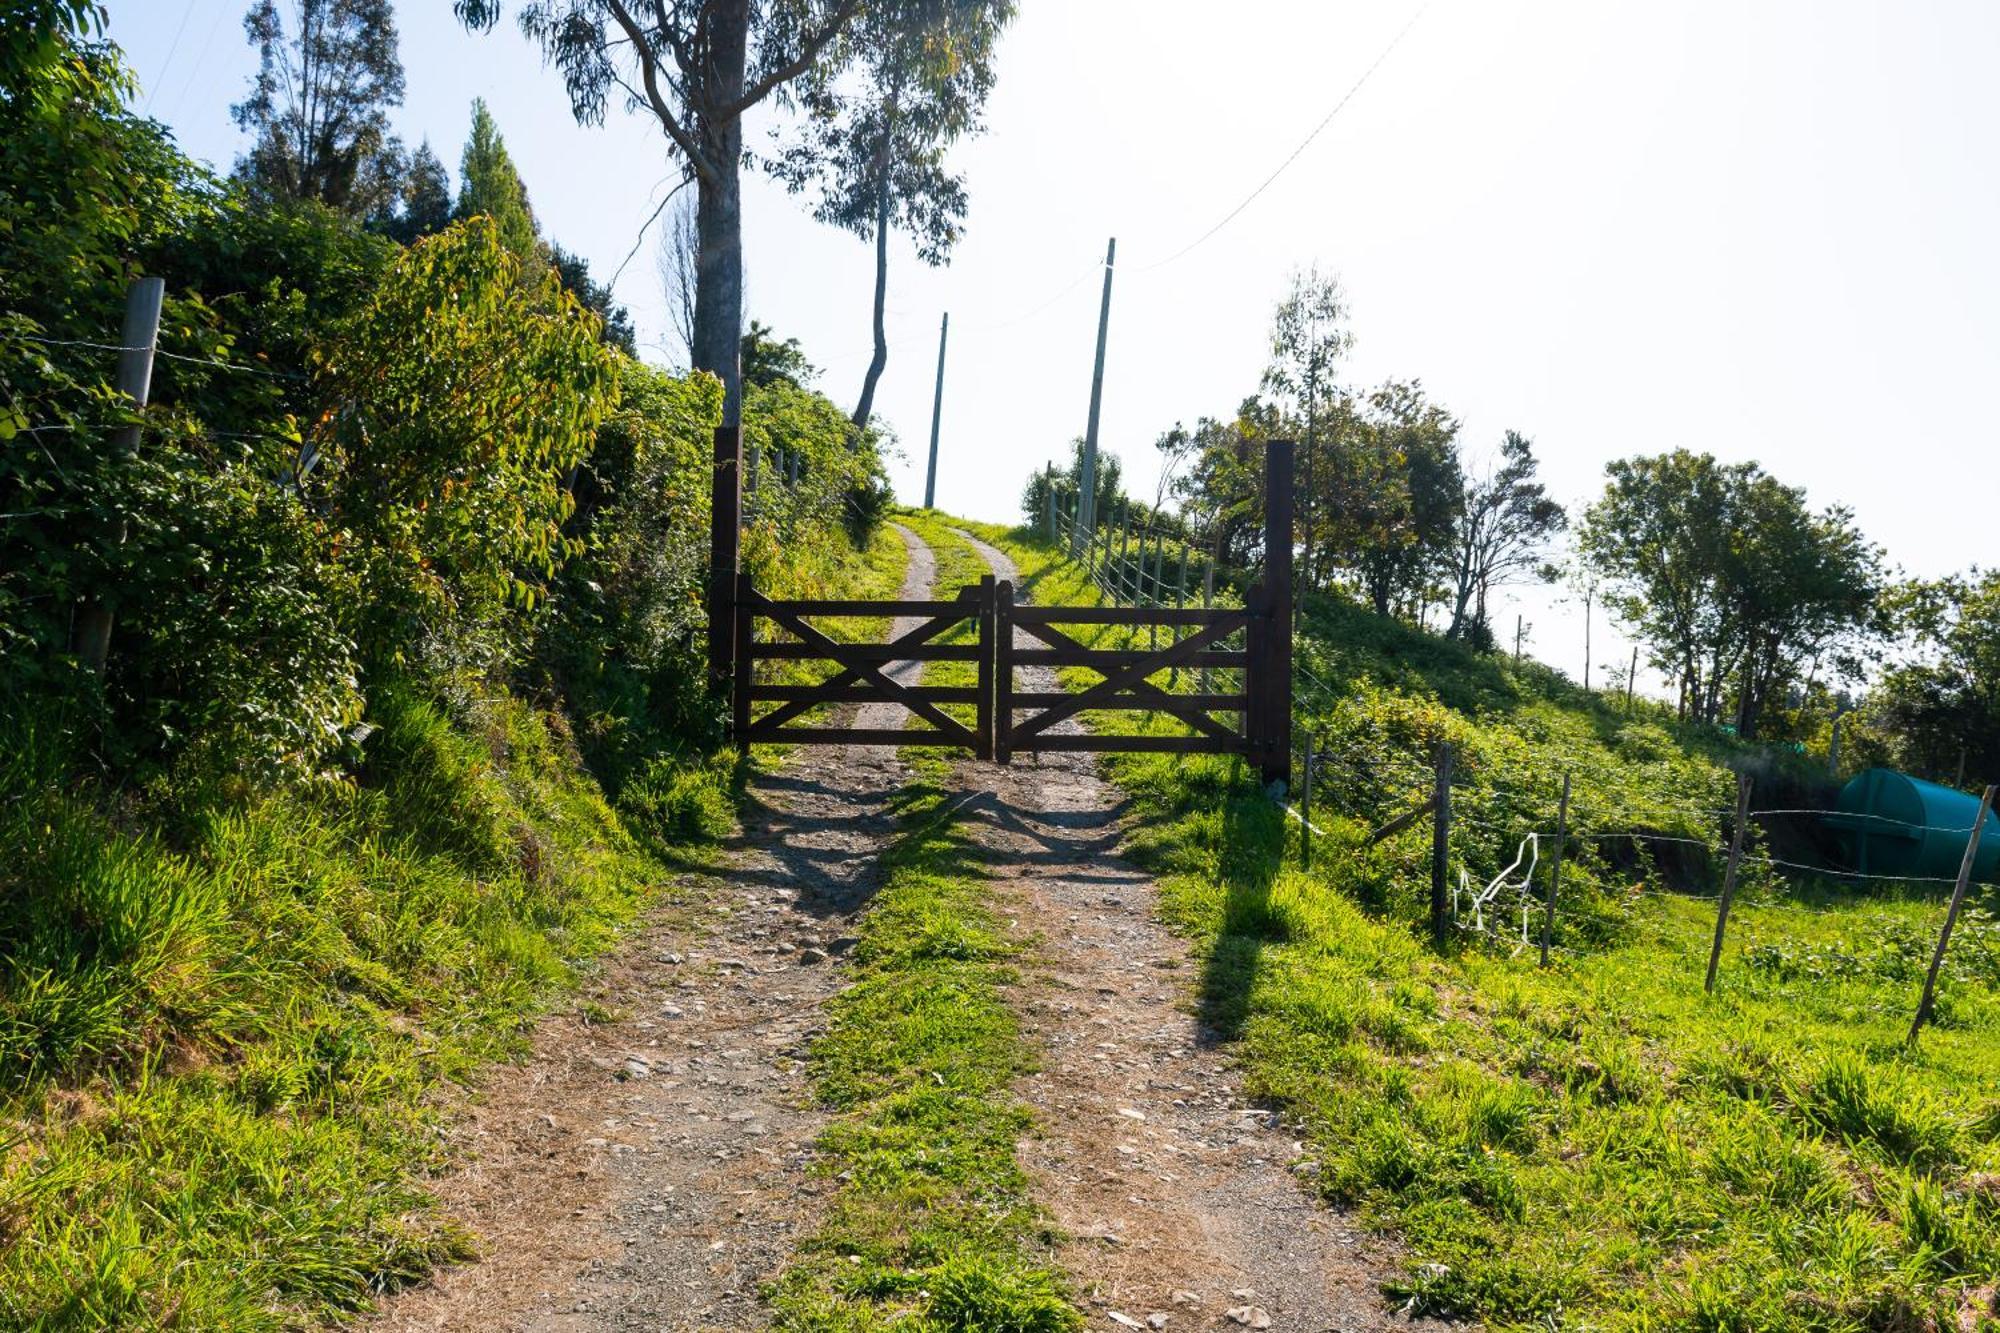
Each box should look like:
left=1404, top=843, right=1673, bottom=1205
left=144, top=0, right=199, bottom=113
left=1132, top=1, right=1433, bottom=275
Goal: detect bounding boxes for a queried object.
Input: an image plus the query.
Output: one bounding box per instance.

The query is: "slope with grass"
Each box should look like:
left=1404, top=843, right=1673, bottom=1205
left=968, top=521, right=2000, bottom=1332
left=0, top=524, right=907, bottom=1330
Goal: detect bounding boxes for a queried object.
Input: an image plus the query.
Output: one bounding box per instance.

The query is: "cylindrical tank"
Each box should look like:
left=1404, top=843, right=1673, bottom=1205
left=1825, top=768, right=2000, bottom=883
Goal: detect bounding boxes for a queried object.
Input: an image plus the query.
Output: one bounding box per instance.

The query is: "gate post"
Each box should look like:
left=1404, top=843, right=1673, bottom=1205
left=975, top=574, right=996, bottom=761
left=708, top=425, right=743, bottom=697
left=1259, top=439, right=1295, bottom=790
left=995, top=579, right=1015, bottom=764
left=733, top=571, right=755, bottom=753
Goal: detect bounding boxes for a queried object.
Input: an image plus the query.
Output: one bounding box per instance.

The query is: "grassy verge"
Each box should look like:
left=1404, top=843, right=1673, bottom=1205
left=971, top=522, right=2000, bottom=1333
left=766, top=752, right=1079, bottom=1332
left=0, top=524, right=908, bottom=1330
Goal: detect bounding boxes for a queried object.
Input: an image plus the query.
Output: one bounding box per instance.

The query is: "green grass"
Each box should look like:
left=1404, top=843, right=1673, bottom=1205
left=0, top=523, right=908, bottom=1330
left=970, top=521, right=2000, bottom=1333
left=766, top=752, right=1079, bottom=1332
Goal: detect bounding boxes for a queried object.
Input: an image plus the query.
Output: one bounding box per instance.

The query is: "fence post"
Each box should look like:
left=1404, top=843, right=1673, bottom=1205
left=73, top=275, right=165, bottom=674
left=1540, top=772, right=1571, bottom=966
left=975, top=574, right=995, bottom=761
left=1044, top=465, right=1056, bottom=544
left=708, top=425, right=743, bottom=696
left=1261, top=438, right=1294, bottom=790
left=1431, top=741, right=1455, bottom=945
left=732, top=570, right=755, bottom=753
left=1704, top=774, right=1753, bottom=993
left=1909, top=783, right=1996, bottom=1042
left=995, top=579, right=1015, bottom=764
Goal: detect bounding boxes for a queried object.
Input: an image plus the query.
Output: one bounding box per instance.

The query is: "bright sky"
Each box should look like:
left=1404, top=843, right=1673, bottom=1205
left=110, top=1, right=2000, bottom=697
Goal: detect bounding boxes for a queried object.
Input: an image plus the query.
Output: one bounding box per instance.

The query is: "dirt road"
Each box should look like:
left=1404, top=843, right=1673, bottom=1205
left=370, top=523, right=1435, bottom=1332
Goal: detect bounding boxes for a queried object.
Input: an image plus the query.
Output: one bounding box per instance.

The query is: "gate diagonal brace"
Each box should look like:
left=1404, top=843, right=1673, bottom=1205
left=745, top=586, right=977, bottom=741
left=1008, top=612, right=1250, bottom=745
left=1013, top=619, right=1242, bottom=743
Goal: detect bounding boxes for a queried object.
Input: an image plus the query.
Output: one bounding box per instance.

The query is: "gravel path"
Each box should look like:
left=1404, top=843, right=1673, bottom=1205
left=952, top=528, right=1445, bottom=1333
left=366, top=525, right=935, bottom=1332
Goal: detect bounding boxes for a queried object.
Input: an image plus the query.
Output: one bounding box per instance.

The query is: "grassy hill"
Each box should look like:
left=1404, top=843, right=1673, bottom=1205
left=964, top=518, right=2000, bottom=1333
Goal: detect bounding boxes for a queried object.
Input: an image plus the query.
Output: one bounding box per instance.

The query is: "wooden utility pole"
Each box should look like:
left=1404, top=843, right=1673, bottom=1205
left=1043, top=462, right=1056, bottom=543
left=1583, top=589, right=1592, bottom=691
left=1540, top=773, right=1570, bottom=966
left=1075, top=237, right=1116, bottom=550
left=1626, top=645, right=1638, bottom=713
left=1705, top=774, right=1753, bottom=994
left=1909, top=784, right=1996, bottom=1042
left=74, top=276, right=165, bottom=675
left=1514, top=614, right=1524, bottom=664
left=922, top=312, right=948, bottom=509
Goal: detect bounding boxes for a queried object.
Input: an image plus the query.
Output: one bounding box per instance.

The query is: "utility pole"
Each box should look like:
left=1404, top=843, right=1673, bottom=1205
left=1514, top=614, right=1524, bottom=665
left=1626, top=645, right=1639, bottom=712
left=74, top=275, right=165, bottom=675
left=1583, top=587, right=1593, bottom=691
left=1076, top=237, right=1116, bottom=551
left=922, top=312, right=948, bottom=510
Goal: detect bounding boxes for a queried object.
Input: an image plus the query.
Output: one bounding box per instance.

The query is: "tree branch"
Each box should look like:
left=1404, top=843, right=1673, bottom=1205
left=605, top=0, right=716, bottom=181
left=725, top=0, right=864, bottom=118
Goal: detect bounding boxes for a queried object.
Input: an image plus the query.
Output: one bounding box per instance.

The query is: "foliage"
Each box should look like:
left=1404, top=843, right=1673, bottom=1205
left=1262, top=265, right=1353, bottom=585
left=231, top=0, right=407, bottom=217
left=742, top=318, right=820, bottom=389
left=1873, top=569, right=2000, bottom=783
left=1580, top=450, right=1886, bottom=738
left=1020, top=436, right=1124, bottom=535
left=454, top=97, right=539, bottom=262
left=455, top=0, right=877, bottom=422
left=1443, top=430, right=1565, bottom=642
left=379, top=137, right=454, bottom=243
left=977, top=521, right=2000, bottom=1332
left=313, top=217, right=620, bottom=678
left=771, top=0, right=1015, bottom=427
left=550, top=242, right=638, bottom=353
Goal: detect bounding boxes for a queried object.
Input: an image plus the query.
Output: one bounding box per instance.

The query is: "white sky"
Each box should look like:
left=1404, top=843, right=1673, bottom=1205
left=109, top=1, right=2000, bottom=697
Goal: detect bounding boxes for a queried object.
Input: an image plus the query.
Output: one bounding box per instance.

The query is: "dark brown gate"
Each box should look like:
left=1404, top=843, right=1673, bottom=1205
left=731, top=573, right=996, bottom=758
left=710, top=433, right=1294, bottom=787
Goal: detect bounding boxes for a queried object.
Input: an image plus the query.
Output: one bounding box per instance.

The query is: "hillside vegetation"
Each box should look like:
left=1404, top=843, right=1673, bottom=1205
left=971, top=520, right=2000, bottom=1333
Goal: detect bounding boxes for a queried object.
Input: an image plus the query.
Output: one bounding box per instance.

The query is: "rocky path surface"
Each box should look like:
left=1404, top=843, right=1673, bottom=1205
left=368, top=525, right=934, bottom=1332
left=370, top=523, right=1435, bottom=1332
left=953, top=528, right=1443, bottom=1333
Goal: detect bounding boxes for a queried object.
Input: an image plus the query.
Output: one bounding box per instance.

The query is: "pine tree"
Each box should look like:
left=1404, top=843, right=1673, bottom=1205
left=455, top=99, right=538, bottom=263
left=396, top=139, right=453, bottom=241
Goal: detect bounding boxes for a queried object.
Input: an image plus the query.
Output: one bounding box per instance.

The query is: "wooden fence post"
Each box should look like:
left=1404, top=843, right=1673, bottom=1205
left=1431, top=741, right=1455, bottom=945
left=1260, top=438, right=1294, bottom=790
left=1540, top=772, right=1570, bottom=966
left=708, top=425, right=743, bottom=696
left=73, top=275, right=165, bottom=674
left=995, top=579, right=1015, bottom=764
left=1909, top=783, right=1996, bottom=1042
left=1705, top=774, right=1753, bottom=993
left=975, top=574, right=995, bottom=761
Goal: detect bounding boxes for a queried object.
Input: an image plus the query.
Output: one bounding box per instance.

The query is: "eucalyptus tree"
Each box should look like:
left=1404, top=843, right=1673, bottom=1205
left=232, top=0, right=406, bottom=217
left=1262, top=267, right=1352, bottom=589
left=771, top=0, right=1013, bottom=429
left=454, top=0, right=876, bottom=427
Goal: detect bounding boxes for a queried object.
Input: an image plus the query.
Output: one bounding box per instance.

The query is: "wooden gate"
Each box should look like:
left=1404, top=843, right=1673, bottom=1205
left=731, top=572, right=996, bottom=758
left=709, top=433, right=1295, bottom=787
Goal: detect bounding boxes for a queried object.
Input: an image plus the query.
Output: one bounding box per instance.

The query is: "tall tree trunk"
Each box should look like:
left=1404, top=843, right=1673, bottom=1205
left=851, top=143, right=893, bottom=430
left=691, top=4, right=749, bottom=426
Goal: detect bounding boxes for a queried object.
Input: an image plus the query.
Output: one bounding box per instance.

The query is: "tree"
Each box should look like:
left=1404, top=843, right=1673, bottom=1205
left=1876, top=571, right=2000, bottom=783
left=1580, top=451, right=1884, bottom=736
left=1022, top=437, right=1124, bottom=533
left=1349, top=380, right=1462, bottom=618
left=740, top=320, right=818, bottom=390
left=1444, top=431, right=1565, bottom=642
left=455, top=0, right=876, bottom=428
left=1261, top=266, right=1353, bottom=590
left=455, top=98, right=539, bottom=263
left=655, top=191, right=700, bottom=366
left=772, top=0, right=1013, bottom=429
left=231, top=0, right=406, bottom=217
left=551, top=245, right=637, bottom=353
left=384, top=138, right=453, bottom=243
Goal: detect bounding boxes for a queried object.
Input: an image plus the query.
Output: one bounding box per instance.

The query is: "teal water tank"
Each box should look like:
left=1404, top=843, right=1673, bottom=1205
left=1824, top=768, right=2000, bottom=883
